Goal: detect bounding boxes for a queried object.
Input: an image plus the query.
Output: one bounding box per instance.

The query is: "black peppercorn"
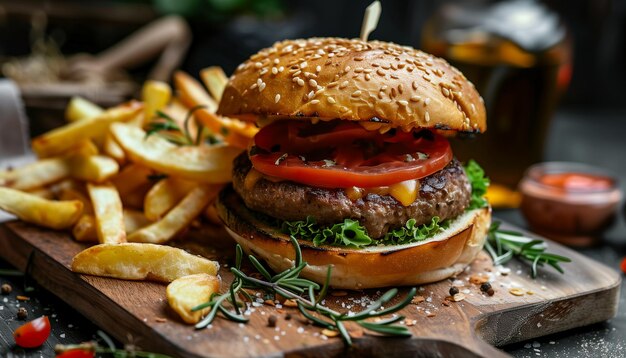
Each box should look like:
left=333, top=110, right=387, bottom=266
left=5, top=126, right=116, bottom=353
left=449, top=286, right=459, bottom=296
left=1, top=283, right=11, bottom=295
left=480, top=282, right=492, bottom=293
left=285, top=313, right=292, bottom=320
left=267, top=314, right=277, bottom=327
left=17, top=307, right=28, bottom=320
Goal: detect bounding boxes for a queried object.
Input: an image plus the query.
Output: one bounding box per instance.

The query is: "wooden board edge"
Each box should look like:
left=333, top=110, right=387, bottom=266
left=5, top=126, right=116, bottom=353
left=0, top=224, right=203, bottom=358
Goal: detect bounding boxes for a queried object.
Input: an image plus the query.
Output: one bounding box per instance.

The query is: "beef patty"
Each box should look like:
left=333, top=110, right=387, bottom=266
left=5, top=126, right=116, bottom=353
left=232, top=153, right=471, bottom=239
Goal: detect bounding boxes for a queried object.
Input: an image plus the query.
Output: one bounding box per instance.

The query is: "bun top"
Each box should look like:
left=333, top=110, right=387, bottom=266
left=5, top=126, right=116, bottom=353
left=218, top=38, right=486, bottom=133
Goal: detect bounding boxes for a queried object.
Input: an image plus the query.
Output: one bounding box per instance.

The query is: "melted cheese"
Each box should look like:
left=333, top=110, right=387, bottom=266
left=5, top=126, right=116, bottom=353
left=344, top=179, right=420, bottom=206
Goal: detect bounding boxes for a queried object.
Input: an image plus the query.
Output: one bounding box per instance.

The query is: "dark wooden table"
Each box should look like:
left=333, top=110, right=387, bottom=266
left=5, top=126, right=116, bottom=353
left=1, top=107, right=625, bottom=357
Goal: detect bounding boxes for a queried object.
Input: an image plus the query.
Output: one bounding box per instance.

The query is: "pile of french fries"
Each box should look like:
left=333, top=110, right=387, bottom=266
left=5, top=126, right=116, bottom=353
left=0, top=67, right=257, bottom=324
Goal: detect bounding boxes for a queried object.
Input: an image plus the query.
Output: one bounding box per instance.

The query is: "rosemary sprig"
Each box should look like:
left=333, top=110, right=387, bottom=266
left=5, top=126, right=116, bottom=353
left=145, top=105, right=207, bottom=146
left=485, top=221, right=572, bottom=278
left=193, top=237, right=415, bottom=345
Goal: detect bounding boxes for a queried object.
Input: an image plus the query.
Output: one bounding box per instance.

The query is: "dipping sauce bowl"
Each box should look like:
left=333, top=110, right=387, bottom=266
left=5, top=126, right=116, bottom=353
left=519, top=162, right=622, bottom=246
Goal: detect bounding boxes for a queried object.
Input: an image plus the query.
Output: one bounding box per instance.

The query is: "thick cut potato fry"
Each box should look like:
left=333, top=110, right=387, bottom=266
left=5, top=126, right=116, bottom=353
left=129, top=185, right=220, bottom=244
left=87, top=183, right=126, bottom=244
left=142, top=80, right=172, bottom=123
left=123, top=209, right=152, bottom=233
left=111, top=123, right=241, bottom=183
left=144, top=177, right=197, bottom=221
left=68, top=155, right=119, bottom=183
left=32, top=101, right=142, bottom=158
left=110, top=164, right=153, bottom=197
left=71, top=243, right=219, bottom=282
left=174, top=71, right=256, bottom=149
left=73, top=214, right=97, bottom=242
left=59, top=186, right=93, bottom=214
left=0, top=158, right=70, bottom=190
left=73, top=209, right=149, bottom=242
left=25, top=188, right=56, bottom=200
left=0, top=187, right=83, bottom=229
left=200, top=66, right=228, bottom=102
left=167, top=273, right=220, bottom=324
left=65, top=97, right=104, bottom=122
left=103, top=133, right=126, bottom=164
left=66, top=140, right=99, bottom=157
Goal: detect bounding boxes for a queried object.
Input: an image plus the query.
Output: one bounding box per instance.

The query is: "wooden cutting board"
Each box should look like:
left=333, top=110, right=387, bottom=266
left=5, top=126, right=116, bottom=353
left=0, top=220, right=620, bottom=358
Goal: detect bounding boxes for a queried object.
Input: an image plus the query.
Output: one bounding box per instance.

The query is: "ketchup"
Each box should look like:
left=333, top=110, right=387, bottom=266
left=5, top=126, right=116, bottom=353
left=539, top=173, right=614, bottom=192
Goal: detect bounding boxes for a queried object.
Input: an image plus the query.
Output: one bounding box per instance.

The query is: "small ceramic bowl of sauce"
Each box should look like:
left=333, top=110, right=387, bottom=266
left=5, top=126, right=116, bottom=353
left=519, top=162, right=622, bottom=246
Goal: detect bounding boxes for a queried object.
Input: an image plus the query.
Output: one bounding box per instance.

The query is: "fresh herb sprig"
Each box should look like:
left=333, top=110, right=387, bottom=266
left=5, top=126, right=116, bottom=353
left=193, top=237, right=415, bottom=345
left=465, top=159, right=490, bottom=210
left=145, top=105, right=208, bottom=146
left=485, top=221, right=572, bottom=278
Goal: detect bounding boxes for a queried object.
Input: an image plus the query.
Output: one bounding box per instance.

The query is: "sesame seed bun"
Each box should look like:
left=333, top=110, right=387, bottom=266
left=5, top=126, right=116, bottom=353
left=217, top=185, right=492, bottom=289
left=218, top=38, right=486, bottom=133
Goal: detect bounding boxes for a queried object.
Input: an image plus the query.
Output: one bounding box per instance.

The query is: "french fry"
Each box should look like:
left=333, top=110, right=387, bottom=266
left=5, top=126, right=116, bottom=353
left=65, top=96, right=104, bottom=122
left=87, top=183, right=126, bottom=244
left=72, top=214, right=97, bottom=242
left=142, top=80, right=172, bottom=124
left=110, top=123, right=241, bottom=183
left=123, top=209, right=152, bottom=233
left=25, top=188, right=56, bottom=200
left=200, top=66, right=228, bottom=102
left=73, top=209, right=149, bottom=242
left=0, top=158, right=70, bottom=191
left=0, top=187, right=83, bottom=229
left=174, top=71, right=256, bottom=149
left=32, top=101, right=143, bottom=158
left=71, top=243, right=219, bottom=282
left=66, top=140, right=100, bottom=157
left=128, top=185, right=220, bottom=244
left=68, top=155, right=119, bottom=183
left=103, top=133, right=126, bottom=165
left=110, top=164, right=153, bottom=198
left=167, top=274, right=220, bottom=324
left=59, top=186, right=93, bottom=214
left=144, top=177, right=197, bottom=221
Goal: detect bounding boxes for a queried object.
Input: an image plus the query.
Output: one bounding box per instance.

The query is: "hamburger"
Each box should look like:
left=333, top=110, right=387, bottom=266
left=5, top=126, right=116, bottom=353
left=215, top=38, right=491, bottom=289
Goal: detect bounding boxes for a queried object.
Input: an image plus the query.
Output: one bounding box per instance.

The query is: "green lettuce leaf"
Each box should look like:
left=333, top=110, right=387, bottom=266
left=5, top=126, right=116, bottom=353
left=465, top=160, right=490, bottom=210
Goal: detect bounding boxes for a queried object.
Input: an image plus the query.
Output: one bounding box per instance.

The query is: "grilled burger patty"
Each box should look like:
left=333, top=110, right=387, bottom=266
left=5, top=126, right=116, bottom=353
left=232, top=154, right=471, bottom=239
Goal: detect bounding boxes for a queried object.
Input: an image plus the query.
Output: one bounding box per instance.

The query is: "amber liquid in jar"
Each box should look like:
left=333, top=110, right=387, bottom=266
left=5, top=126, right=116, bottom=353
left=519, top=162, right=622, bottom=246
left=422, top=1, right=572, bottom=187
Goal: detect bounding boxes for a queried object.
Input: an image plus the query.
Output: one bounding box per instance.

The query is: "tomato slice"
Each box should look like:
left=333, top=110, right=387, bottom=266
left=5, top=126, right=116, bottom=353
left=13, top=316, right=51, bottom=348
left=250, top=121, right=452, bottom=188
left=56, top=350, right=95, bottom=358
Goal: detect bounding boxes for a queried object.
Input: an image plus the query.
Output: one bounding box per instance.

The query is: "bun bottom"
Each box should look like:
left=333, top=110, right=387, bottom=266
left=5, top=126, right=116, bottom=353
left=217, top=185, right=492, bottom=289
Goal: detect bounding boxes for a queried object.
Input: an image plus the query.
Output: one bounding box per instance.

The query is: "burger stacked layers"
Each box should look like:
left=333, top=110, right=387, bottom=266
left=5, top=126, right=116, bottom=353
left=216, top=38, right=491, bottom=289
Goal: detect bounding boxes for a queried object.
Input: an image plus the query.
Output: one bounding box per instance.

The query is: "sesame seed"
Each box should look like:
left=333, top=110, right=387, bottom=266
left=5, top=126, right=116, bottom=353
left=425, top=111, right=430, bottom=122
left=339, top=81, right=349, bottom=89
left=297, top=78, right=305, bottom=87
left=250, top=83, right=258, bottom=90
left=292, top=70, right=301, bottom=77
left=278, top=66, right=284, bottom=72
left=354, top=57, right=364, bottom=61
left=351, top=90, right=362, bottom=96
left=257, top=78, right=263, bottom=86
left=398, top=100, right=408, bottom=106
left=471, top=103, right=476, bottom=113
left=363, top=69, right=372, bottom=73
left=292, top=77, right=298, bottom=83
left=327, top=82, right=338, bottom=88
left=275, top=94, right=281, bottom=103
left=259, top=83, right=266, bottom=92
left=273, top=58, right=280, bottom=64
left=307, top=91, right=314, bottom=99
left=365, top=73, right=371, bottom=81
left=442, top=88, right=450, bottom=97
left=300, top=61, right=308, bottom=68
left=310, top=99, right=320, bottom=104
left=255, top=62, right=263, bottom=68
left=260, top=68, right=268, bottom=75
left=410, top=95, right=421, bottom=102
left=412, top=81, right=418, bottom=90
left=424, top=98, right=431, bottom=106
left=309, top=79, right=317, bottom=87
left=398, top=84, right=404, bottom=94
left=344, top=66, right=351, bottom=72
left=271, top=67, right=278, bottom=75
left=327, top=97, right=336, bottom=104
left=316, top=65, right=321, bottom=73
left=391, top=88, right=397, bottom=97
left=381, top=85, right=388, bottom=91
left=390, top=74, right=399, bottom=79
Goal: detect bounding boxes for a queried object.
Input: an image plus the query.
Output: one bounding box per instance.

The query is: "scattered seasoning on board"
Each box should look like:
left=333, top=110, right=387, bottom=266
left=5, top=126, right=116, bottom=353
left=16, top=295, right=29, bottom=301
left=17, top=307, right=28, bottom=319
left=411, top=295, right=425, bottom=304
left=480, top=282, right=495, bottom=296
left=449, top=287, right=460, bottom=296
left=285, top=313, right=292, bottom=320
left=267, top=315, right=277, bottom=328
left=1, top=283, right=11, bottom=295
left=509, top=288, right=526, bottom=296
